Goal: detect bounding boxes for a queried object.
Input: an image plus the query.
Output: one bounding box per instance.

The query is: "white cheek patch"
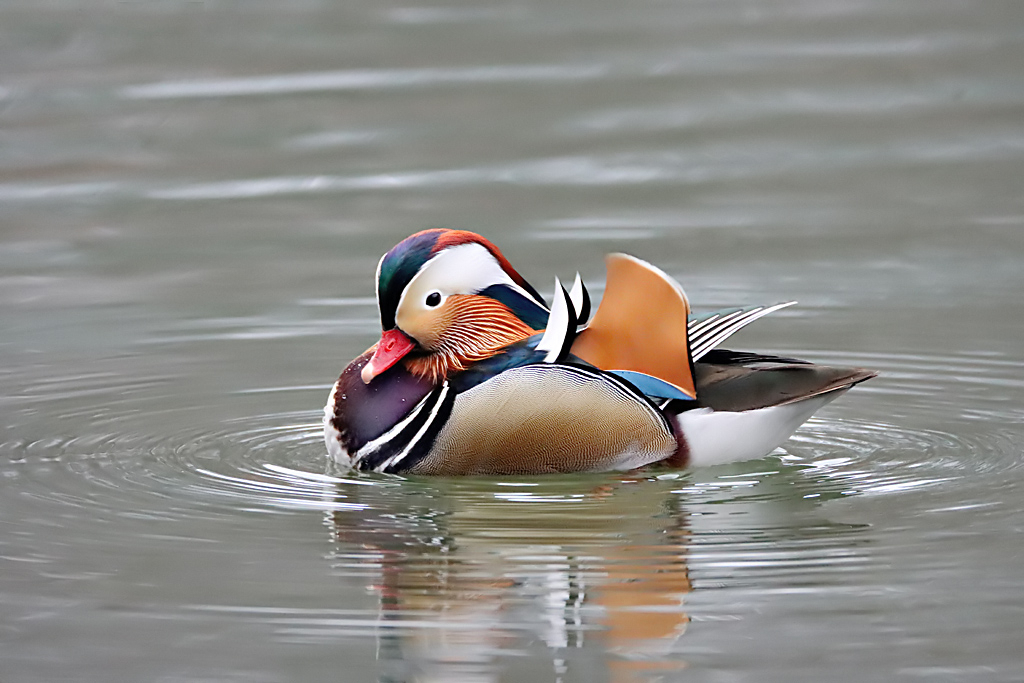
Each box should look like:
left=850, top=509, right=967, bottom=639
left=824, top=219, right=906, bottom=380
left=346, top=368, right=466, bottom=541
left=396, top=243, right=535, bottom=327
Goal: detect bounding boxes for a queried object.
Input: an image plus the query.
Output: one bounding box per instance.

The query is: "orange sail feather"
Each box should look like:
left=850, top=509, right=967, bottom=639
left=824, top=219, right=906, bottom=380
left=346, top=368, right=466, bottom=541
left=570, top=254, right=696, bottom=398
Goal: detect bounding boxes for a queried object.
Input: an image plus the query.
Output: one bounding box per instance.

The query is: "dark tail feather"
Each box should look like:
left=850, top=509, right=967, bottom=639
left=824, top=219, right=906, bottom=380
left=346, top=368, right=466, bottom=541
left=693, top=351, right=877, bottom=413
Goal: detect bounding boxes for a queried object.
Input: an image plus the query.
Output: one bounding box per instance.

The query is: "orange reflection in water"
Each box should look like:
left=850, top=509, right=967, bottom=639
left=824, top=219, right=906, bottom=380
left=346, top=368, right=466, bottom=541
left=327, top=476, right=691, bottom=682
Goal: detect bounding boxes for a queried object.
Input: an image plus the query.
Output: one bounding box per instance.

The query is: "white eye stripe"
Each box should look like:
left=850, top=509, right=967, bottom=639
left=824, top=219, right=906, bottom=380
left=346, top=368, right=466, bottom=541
left=396, top=243, right=540, bottom=326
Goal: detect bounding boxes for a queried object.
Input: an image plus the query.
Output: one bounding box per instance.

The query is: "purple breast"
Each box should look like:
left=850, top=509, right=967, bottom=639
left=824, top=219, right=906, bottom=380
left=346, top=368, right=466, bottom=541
left=329, top=350, right=435, bottom=453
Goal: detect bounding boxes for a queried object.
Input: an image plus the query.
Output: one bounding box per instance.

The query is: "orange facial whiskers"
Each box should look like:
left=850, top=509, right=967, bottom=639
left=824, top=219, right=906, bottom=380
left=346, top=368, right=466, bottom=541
left=404, top=295, right=536, bottom=383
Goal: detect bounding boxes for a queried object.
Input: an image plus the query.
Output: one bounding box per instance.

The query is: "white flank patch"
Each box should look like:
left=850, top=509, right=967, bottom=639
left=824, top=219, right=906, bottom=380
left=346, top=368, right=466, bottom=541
left=675, top=391, right=846, bottom=467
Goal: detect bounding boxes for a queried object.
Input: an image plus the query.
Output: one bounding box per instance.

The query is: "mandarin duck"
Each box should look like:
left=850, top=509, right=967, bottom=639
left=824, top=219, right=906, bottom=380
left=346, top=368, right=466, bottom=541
left=324, top=229, right=875, bottom=475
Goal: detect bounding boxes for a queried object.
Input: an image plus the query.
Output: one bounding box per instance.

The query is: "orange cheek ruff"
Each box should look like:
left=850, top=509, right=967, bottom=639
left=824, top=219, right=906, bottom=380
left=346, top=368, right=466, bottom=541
left=404, top=295, right=536, bottom=383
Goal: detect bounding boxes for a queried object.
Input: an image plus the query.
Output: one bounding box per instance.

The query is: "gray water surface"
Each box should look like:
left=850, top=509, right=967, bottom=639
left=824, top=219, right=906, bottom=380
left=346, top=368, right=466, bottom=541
left=2, top=1, right=1024, bottom=681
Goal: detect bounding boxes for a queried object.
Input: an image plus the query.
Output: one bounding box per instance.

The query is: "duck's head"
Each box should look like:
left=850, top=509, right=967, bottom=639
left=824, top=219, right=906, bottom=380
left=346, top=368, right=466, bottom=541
left=361, top=229, right=549, bottom=384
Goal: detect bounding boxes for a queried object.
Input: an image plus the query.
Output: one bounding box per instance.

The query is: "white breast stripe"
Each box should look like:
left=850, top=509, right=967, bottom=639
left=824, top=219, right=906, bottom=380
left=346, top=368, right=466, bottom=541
left=352, top=388, right=436, bottom=468
left=375, top=381, right=452, bottom=472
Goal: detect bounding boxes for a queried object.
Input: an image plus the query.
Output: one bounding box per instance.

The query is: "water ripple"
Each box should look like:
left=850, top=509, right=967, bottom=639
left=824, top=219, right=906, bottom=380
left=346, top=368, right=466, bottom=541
left=2, top=349, right=1020, bottom=533
left=2, top=348, right=1022, bottom=675
left=119, top=64, right=608, bottom=100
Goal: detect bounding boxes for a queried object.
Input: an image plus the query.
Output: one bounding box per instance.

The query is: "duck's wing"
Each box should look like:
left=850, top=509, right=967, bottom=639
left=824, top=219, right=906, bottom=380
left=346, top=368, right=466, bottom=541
left=409, top=364, right=679, bottom=475
left=570, top=254, right=696, bottom=399
left=691, top=350, right=878, bottom=412
left=687, top=303, right=796, bottom=362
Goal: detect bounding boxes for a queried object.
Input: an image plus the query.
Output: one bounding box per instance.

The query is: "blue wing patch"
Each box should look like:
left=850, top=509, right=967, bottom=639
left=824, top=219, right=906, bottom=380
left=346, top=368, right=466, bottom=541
left=608, top=370, right=696, bottom=401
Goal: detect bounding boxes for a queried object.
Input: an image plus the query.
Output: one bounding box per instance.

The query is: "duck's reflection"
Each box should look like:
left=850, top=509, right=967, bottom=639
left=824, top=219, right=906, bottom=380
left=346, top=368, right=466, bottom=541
left=325, top=476, right=691, bottom=682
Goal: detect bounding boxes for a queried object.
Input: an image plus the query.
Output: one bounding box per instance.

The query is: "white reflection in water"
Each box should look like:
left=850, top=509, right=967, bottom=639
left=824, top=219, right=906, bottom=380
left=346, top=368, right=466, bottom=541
left=386, top=6, right=528, bottom=25
left=284, top=129, right=388, bottom=150
left=323, top=477, right=694, bottom=682
left=4, top=341, right=1024, bottom=681
left=119, top=64, right=609, bottom=100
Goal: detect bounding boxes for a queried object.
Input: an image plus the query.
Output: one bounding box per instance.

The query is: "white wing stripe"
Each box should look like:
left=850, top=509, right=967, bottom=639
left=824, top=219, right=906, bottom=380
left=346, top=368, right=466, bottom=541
left=689, top=309, right=755, bottom=352
left=689, top=302, right=796, bottom=361
left=687, top=314, right=721, bottom=336
left=691, top=309, right=769, bottom=360
left=689, top=309, right=746, bottom=338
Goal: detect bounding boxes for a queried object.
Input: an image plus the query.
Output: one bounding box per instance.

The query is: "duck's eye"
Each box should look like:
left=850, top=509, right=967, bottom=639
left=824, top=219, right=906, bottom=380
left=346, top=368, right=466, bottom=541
left=425, top=291, right=442, bottom=308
